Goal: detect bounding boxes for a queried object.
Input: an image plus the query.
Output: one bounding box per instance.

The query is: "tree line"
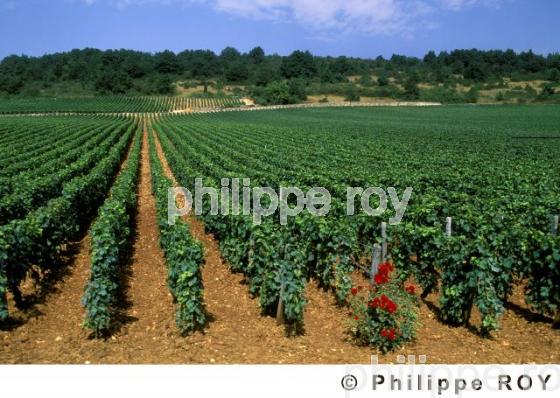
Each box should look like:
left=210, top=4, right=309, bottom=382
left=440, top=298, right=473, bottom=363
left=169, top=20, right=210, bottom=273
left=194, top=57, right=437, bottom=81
left=0, top=47, right=559, bottom=103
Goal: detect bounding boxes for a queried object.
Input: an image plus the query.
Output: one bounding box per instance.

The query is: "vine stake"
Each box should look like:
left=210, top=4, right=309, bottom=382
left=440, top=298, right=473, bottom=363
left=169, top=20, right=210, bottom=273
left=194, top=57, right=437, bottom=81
left=371, top=244, right=382, bottom=285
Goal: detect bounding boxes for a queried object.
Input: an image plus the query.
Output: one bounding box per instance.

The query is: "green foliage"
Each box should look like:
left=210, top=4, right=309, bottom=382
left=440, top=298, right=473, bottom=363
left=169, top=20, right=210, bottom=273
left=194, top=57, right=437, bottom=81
left=248, top=46, right=265, bottom=64
left=344, top=86, right=360, bottom=102
left=225, top=61, right=249, bottom=83
left=523, top=232, right=560, bottom=319
left=280, top=50, right=317, bottom=79
left=155, top=75, right=174, bottom=95
left=82, top=126, right=142, bottom=336
left=358, top=74, right=374, bottom=87
left=1, top=47, right=559, bottom=98
left=2, top=104, right=559, bottom=342
left=377, top=75, right=389, bottom=87
left=0, top=95, right=242, bottom=114
left=252, top=80, right=307, bottom=105
left=537, top=83, right=556, bottom=100
left=95, top=70, right=133, bottom=94
left=0, top=122, right=126, bottom=223
left=403, top=75, right=420, bottom=99
left=287, top=78, right=308, bottom=101
left=263, top=81, right=292, bottom=105
left=0, top=74, right=23, bottom=94
left=549, top=68, right=560, bottom=83
left=153, top=119, right=311, bottom=332
left=464, top=86, right=479, bottom=103
left=420, top=85, right=464, bottom=103
left=251, top=64, right=278, bottom=87
left=464, top=63, right=488, bottom=82
left=155, top=50, right=180, bottom=74
left=147, top=130, right=206, bottom=335
left=149, top=105, right=560, bottom=336
left=0, top=118, right=136, bottom=321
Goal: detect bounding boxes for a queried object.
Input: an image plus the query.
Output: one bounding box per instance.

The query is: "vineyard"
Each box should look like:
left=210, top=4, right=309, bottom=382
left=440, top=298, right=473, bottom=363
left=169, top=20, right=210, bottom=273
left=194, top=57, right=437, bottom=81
left=150, top=105, right=560, bottom=334
left=0, top=96, right=244, bottom=114
left=0, top=105, right=559, bottom=364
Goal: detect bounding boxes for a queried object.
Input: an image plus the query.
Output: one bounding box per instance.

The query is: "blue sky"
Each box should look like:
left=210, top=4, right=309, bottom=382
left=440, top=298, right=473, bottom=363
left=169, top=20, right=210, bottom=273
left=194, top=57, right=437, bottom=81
left=0, top=0, right=558, bottom=60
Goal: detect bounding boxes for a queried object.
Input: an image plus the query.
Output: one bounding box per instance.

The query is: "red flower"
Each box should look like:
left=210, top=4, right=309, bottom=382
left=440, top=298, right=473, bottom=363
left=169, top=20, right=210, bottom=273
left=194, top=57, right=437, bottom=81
left=378, top=262, right=394, bottom=275
left=371, top=294, right=397, bottom=313
left=374, top=273, right=389, bottom=285
left=368, top=297, right=380, bottom=309
left=386, top=301, right=397, bottom=314
left=350, top=287, right=359, bottom=295
left=380, top=328, right=397, bottom=341
left=354, top=316, right=359, bottom=321
left=374, top=262, right=393, bottom=285
left=405, top=285, right=416, bottom=295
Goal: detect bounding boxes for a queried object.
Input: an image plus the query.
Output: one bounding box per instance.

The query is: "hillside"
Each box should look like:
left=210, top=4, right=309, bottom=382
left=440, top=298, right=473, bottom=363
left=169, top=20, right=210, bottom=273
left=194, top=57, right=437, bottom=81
left=1, top=48, right=559, bottom=105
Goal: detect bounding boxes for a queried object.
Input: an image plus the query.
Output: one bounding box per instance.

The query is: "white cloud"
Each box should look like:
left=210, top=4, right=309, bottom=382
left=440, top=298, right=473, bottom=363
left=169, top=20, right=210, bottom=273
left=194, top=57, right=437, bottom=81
left=439, top=0, right=503, bottom=10
left=209, top=0, right=434, bottom=36
left=75, top=0, right=503, bottom=36
left=440, top=0, right=478, bottom=10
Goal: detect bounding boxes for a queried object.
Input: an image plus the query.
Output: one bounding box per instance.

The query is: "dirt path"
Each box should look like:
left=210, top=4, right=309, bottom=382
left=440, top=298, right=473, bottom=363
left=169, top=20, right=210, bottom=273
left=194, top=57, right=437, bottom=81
left=0, top=235, right=93, bottom=363
left=152, top=127, right=290, bottom=363
left=107, top=126, right=178, bottom=361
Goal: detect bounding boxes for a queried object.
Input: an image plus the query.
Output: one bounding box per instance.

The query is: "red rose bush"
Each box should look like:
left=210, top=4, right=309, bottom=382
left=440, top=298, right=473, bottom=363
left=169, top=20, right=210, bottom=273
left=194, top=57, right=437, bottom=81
left=348, top=262, right=419, bottom=353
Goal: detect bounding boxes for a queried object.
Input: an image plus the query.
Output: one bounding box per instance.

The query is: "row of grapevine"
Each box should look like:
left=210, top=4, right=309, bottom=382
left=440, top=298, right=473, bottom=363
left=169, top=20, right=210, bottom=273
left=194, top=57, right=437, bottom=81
left=82, top=125, right=142, bottom=336
left=0, top=119, right=138, bottom=321
left=0, top=116, right=122, bottom=169
left=0, top=121, right=116, bottom=180
left=167, top=96, right=243, bottom=110
left=0, top=96, right=243, bottom=114
left=0, top=122, right=129, bottom=224
left=388, top=200, right=560, bottom=332
left=153, top=119, right=309, bottom=331
left=147, top=126, right=206, bottom=335
left=154, top=115, right=362, bottom=313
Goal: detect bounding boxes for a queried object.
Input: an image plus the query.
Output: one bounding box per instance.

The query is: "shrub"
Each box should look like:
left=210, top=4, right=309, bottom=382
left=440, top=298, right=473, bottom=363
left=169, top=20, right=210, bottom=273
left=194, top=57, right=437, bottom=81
left=464, top=86, right=479, bottom=103
left=538, top=84, right=555, bottom=99
left=344, top=86, right=360, bottom=102
left=377, top=75, right=389, bottom=87
left=348, top=262, right=419, bottom=353
left=403, top=76, right=420, bottom=100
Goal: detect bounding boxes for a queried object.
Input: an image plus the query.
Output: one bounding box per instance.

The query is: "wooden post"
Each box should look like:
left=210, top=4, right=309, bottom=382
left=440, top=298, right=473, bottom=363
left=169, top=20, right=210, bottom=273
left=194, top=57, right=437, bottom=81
left=381, top=222, right=387, bottom=261
left=276, top=280, right=285, bottom=326
left=371, top=244, right=382, bottom=284
left=552, top=215, right=559, bottom=236
left=446, top=217, right=452, bottom=237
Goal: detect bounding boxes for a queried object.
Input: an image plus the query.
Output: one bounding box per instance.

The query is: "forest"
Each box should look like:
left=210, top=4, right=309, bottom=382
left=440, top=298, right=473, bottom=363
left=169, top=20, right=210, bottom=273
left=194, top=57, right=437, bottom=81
left=1, top=47, right=559, bottom=104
